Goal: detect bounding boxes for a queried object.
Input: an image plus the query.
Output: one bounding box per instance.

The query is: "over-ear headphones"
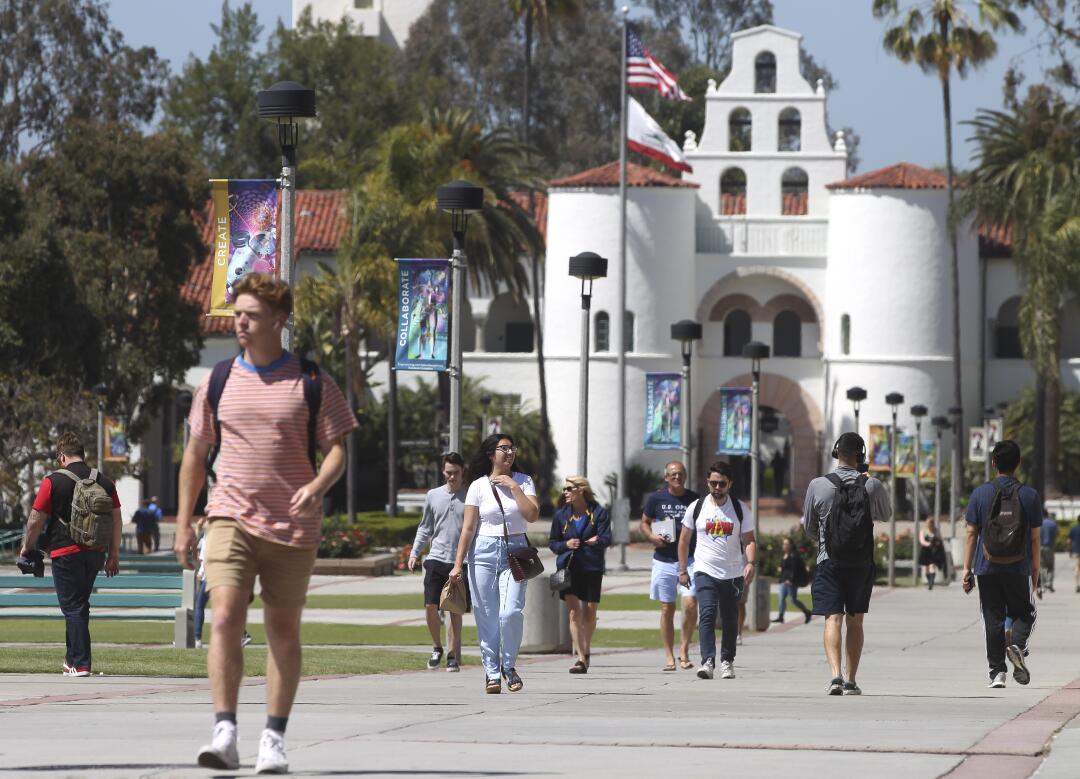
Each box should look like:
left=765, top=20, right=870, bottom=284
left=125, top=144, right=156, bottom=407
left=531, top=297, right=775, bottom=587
left=832, top=434, right=867, bottom=464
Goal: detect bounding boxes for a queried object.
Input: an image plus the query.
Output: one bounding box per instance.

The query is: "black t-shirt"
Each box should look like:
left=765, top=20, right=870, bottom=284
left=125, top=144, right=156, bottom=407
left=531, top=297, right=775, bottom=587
left=31, top=461, right=119, bottom=552
left=643, top=487, right=699, bottom=563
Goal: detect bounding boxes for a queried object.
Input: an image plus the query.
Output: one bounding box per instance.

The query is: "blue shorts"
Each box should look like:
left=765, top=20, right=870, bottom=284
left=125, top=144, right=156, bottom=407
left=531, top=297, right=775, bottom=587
left=650, top=559, right=696, bottom=602
left=812, top=559, right=874, bottom=616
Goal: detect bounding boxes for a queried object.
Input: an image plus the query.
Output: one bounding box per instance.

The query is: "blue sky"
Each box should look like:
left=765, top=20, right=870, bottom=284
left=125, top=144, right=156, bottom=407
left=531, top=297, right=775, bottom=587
left=106, top=0, right=1052, bottom=173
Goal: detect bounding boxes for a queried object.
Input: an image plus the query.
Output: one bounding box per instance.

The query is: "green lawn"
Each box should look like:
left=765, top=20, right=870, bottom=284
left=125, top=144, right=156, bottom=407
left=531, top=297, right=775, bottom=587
left=0, top=646, right=471, bottom=677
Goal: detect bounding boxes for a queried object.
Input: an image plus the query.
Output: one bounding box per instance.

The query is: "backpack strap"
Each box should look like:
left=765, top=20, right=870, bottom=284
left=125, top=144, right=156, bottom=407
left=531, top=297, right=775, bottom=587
left=88, top=468, right=99, bottom=482
left=53, top=469, right=83, bottom=484
left=733, top=497, right=744, bottom=522
left=692, top=498, right=704, bottom=521
left=205, top=358, right=235, bottom=481
left=825, top=473, right=843, bottom=489
left=299, top=357, right=323, bottom=472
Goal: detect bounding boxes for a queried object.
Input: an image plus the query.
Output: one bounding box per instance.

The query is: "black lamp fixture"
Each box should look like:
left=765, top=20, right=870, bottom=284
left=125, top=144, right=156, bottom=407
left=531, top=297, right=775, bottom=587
left=886, top=392, right=905, bottom=409
left=742, top=341, right=770, bottom=377
left=910, top=404, right=928, bottom=420
left=437, top=180, right=484, bottom=249
left=569, top=251, right=608, bottom=298
left=931, top=415, right=949, bottom=434
left=846, top=385, right=867, bottom=430
left=256, top=80, right=317, bottom=163
left=948, top=405, right=963, bottom=431
left=670, top=319, right=703, bottom=362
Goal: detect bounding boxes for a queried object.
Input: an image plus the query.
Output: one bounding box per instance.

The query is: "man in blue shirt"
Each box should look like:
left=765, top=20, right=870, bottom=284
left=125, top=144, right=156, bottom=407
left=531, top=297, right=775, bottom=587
left=962, top=440, right=1042, bottom=689
left=1069, top=519, right=1080, bottom=593
left=1038, top=512, right=1058, bottom=596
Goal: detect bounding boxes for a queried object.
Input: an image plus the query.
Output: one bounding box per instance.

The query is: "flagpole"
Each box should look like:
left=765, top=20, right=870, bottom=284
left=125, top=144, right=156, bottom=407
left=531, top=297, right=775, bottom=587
left=616, top=5, right=629, bottom=570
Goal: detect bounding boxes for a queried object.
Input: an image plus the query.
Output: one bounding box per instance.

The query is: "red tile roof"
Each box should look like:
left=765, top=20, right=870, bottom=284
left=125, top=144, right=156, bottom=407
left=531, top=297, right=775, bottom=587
left=183, top=189, right=348, bottom=335
left=506, top=190, right=549, bottom=243
left=978, top=222, right=1013, bottom=257
left=720, top=193, right=746, bottom=215
left=781, top=192, right=808, bottom=216
left=826, top=162, right=962, bottom=190
left=550, top=161, right=699, bottom=189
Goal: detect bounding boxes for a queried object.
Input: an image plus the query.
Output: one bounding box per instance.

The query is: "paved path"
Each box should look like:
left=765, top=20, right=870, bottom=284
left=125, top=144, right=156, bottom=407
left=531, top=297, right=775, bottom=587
left=2, top=569, right=1079, bottom=778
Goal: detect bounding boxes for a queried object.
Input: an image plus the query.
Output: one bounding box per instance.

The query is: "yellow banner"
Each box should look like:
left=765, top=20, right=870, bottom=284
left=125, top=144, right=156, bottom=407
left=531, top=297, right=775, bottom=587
left=208, top=179, right=279, bottom=317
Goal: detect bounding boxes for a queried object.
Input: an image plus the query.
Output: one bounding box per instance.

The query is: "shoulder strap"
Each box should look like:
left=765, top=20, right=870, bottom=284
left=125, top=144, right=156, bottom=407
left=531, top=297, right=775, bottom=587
left=692, top=498, right=704, bottom=521
left=54, top=469, right=83, bottom=484
left=490, top=481, right=508, bottom=540
left=825, top=473, right=843, bottom=489
left=205, top=358, right=235, bottom=481
left=299, top=357, right=323, bottom=472
left=733, top=497, right=744, bottom=522
left=88, top=468, right=99, bottom=483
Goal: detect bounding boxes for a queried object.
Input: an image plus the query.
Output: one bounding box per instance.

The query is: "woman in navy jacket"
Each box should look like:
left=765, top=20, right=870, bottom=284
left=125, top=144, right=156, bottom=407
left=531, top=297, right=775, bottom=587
left=549, top=475, right=612, bottom=674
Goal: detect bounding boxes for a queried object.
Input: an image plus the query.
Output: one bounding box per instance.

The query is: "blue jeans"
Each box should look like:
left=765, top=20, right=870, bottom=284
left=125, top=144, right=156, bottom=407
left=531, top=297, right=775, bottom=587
left=695, top=572, right=743, bottom=664
left=468, top=534, right=528, bottom=680
left=194, top=577, right=210, bottom=640
left=51, top=549, right=105, bottom=670
left=778, top=582, right=810, bottom=619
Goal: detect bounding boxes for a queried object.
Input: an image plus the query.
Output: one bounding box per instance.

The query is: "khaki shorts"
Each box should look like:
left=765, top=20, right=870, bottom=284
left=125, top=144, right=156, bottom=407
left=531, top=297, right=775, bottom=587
left=204, top=518, right=317, bottom=608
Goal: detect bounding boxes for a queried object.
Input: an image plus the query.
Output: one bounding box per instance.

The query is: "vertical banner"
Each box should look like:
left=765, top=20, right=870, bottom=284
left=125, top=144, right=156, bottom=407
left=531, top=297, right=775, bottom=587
left=895, top=433, right=915, bottom=477
left=716, top=388, right=752, bottom=455
left=209, top=179, right=280, bottom=316
left=986, top=418, right=1003, bottom=450
left=867, top=424, right=891, bottom=473
left=919, top=441, right=936, bottom=483
left=394, top=259, right=451, bottom=372
left=103, top=416, right=129, bottom=463
left=969, top=427, right=988, bottom=462
left=644, top=373, right=681, bottom=449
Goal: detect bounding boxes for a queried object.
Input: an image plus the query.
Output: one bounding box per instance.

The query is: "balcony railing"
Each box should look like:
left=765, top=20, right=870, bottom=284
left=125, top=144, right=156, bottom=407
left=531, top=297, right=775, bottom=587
left=697, top=216, right=828, bottom=256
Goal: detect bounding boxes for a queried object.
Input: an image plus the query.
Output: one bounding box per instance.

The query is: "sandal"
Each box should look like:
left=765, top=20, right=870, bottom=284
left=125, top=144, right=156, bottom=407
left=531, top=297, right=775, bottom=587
left=678, top=657, right=694, bottom=670
left=662, top=663, right=677, bottom=672
left=569, top=659, right=588, bottom=674
left=503, top=667, right=524, bottom=692
left=584, top=654, right=591, bottom=669
left=485, top=677, right=502, bottom=694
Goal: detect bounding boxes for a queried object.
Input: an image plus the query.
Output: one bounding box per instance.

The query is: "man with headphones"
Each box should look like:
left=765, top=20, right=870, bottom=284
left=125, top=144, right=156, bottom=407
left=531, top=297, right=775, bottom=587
left=802, top=432, right=891, bottom=695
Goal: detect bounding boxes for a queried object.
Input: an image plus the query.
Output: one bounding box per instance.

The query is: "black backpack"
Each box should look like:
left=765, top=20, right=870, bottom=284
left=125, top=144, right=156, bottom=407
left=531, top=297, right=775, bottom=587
left=982, top=480, right=1027, bottom=564
left=205, top=356, right=323, bottom=481
left=824, top=473, right=874, bottom=567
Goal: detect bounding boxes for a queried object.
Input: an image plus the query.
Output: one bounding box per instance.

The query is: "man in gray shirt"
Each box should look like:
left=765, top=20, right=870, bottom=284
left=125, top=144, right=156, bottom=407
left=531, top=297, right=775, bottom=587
left=802, top=432, right=891, bottom=696
left=408, top=453, right=468, bottom=672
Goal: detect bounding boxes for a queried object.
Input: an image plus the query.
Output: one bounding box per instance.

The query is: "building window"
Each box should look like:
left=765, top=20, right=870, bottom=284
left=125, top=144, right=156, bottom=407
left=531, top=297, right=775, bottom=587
left=720, top=168, right=747, bottom=215
left=595, top=311, right=610, bottom=352
left=773, top=310, right=801, bottom=357
left=755, top=52, right=776, bottom=93
left=994, top=297, right=1023, bottom=358
left=723, top=310, right=751, bottom=356
left=781, top=167, right=809, bottom=215
left=624, top=311, right=635, bottom=352
left=778, top=107, right=801, bottom=152
left=729, top=107, right=752, bottom=152
left=840, top=314, right=851, bottom=356
left=354, top=0, right=374, bottom=8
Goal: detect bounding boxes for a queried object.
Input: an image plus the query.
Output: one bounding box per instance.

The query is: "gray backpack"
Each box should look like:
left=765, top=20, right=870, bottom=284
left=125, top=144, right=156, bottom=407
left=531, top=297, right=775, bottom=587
left=55, top=469, right=114, bottom=549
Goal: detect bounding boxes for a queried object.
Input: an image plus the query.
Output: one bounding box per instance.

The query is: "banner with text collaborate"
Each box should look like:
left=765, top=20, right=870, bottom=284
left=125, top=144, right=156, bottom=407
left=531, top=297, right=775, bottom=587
left=394, top=259, right=451, bottom=372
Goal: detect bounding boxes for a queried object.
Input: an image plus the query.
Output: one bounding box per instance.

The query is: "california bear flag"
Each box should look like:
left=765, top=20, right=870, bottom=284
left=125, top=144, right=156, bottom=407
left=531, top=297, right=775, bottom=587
left=627, top=97, right=693, bottom=174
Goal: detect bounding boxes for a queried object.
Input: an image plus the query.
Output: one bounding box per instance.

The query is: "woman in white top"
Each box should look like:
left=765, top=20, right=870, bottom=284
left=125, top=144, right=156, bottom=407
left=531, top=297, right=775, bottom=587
left=451, top=433, right=539, bottom=693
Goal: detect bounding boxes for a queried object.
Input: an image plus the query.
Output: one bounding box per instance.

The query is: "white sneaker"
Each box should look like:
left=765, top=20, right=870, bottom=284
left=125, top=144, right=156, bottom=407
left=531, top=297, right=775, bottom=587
left=719, top=660, right=735, bottom=679
left=194, top=639, right=203, bottom=649
left=62, top=662, right=90, bottom=677
left=241, top=631, right=254, bottom=648
left=988, top=672, right=1006, bottom=689
left=197, top=721, right=240, bottom=770
left=696, top=659, right=714, bottom=679
left=736, top=634, right=743, bottom=645
left=255, top=728, right=289, bottom=774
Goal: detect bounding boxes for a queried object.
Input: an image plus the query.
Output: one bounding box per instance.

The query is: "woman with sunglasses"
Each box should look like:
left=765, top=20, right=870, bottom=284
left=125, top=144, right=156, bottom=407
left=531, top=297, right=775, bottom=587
left=549, top=476, right=612, bottom=674
left=450, top=434, right=539, bottom=693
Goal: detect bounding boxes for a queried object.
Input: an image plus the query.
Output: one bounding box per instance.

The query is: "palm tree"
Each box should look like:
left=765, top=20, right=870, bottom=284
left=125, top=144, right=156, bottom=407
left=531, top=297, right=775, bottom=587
left=963, top=88, right=1080, bottom=496
left=872, top=0, right=1020, bottom=504
left=509, top=0, right=581, bottom=509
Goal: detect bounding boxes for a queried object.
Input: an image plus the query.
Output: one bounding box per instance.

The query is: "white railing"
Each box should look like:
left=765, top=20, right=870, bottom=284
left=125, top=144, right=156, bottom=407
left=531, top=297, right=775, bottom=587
left=697, top=217, right=828, bottom=256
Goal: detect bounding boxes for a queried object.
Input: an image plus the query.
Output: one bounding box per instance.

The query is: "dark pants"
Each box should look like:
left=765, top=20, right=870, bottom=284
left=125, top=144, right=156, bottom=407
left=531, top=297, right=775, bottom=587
left=695, top=572, right=743, bottom=664
left=194, top=577, right=210, bottom=640
left=52, top=550, right=105, bottom=670
left=152, top=522, right=160, bottom=552
left=977, top=573, right=1036, bottom=676
left=778, top=581, right=811, bottom=618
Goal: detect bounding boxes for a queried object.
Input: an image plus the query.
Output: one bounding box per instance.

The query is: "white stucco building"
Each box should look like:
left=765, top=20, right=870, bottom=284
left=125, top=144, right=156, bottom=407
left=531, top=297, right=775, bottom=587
left=129, top=23, right=1080, bottom=516
left=292, top=0, right=431, bottom=48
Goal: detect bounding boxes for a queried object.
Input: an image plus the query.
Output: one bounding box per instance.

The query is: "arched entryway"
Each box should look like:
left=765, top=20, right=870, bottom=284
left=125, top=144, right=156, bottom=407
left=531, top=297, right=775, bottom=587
left=697, top=373, right=823, bottom=501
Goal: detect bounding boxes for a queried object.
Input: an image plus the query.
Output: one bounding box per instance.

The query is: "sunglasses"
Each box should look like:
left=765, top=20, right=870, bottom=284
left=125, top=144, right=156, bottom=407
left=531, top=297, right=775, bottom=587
left=706, top=479, right=730, bottom=489
left=562, top=485, right=578, bottom=492
left=495, top=445, right=516, bottom=454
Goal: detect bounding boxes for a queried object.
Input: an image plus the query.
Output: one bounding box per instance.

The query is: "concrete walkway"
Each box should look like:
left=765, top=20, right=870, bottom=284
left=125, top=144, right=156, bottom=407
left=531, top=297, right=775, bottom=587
left=2, top=563, right=1079, bottom=778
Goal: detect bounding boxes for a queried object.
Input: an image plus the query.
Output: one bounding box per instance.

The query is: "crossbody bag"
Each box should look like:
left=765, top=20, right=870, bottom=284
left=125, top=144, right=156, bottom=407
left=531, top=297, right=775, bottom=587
left=491, top=481, right=545, bottom=582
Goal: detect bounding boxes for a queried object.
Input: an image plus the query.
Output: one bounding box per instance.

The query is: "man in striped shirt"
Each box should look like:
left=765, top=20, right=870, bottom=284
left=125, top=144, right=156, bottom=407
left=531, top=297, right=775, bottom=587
left=175, top=273, right=357, bottom=774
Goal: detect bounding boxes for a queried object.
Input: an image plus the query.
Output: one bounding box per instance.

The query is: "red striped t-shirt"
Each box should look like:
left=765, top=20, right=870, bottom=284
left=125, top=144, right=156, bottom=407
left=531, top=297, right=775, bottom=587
left=189, top=352, right=357, bottom=548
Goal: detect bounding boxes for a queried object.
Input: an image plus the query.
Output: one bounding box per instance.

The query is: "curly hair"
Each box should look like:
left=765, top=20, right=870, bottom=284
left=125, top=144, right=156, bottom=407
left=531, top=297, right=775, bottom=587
left=233, top=272, right=293, bottom=316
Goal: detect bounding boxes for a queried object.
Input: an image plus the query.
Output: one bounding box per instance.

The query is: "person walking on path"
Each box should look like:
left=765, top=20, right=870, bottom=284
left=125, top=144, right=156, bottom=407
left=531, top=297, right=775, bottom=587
left=408, top=452, right=469, bottom=673
left=1038, top=511, right=1057, bottom=597
left=919, top=517, right=948, bottom=591
left=773, top=536, right=812, bottom=624
left=450, top=434, right=540, bottom=694
left=1070, top=519, right=1080, bottom=593
left=678, top=461, right=756, bottom=680
left=961, top=440, right=1042, bottom=690
left=133, top=499, right=158, bottom=555
left=148, top=495, right=163, bottom=551
left=640, top=462, right=699, bottom=671
left=174, top=273, right=357, bottom=774
left=549, top=475, right=612, bottom=674
left=802, top=433, right=891, bottom=696
left=19, top=431, right=122, bottom=676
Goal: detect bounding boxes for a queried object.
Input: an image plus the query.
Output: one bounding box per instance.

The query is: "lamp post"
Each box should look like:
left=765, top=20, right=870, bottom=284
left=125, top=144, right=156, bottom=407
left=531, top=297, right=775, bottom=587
left=436, top=180, right=484, bottom=456
left=846, top=386, right=867, bottom=435
left=671, top=319, right=703, bottom=476
left=256, top=80, right=316, bottom=350
left=948, top=405, right=963, bottom=539
left=885, top=392, right=904, bottom=587
left=910, top=404, right=927, bottom=585
left=742, top=341, right=770, bottom=631
left=93, top=383, right=109, bottom=469
left=569, top=252, right=608, bottom=475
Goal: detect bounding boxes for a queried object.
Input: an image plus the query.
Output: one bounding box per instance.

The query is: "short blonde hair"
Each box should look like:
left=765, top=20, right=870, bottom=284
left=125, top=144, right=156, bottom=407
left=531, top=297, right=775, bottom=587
left=564, top=475, right=596, bottom=506
left=233, top=272, right=293, bottom=316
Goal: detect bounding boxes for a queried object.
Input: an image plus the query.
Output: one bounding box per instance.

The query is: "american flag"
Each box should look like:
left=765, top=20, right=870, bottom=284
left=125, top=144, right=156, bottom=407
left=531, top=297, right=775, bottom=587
left=626, top=27, right=691, bottom=101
